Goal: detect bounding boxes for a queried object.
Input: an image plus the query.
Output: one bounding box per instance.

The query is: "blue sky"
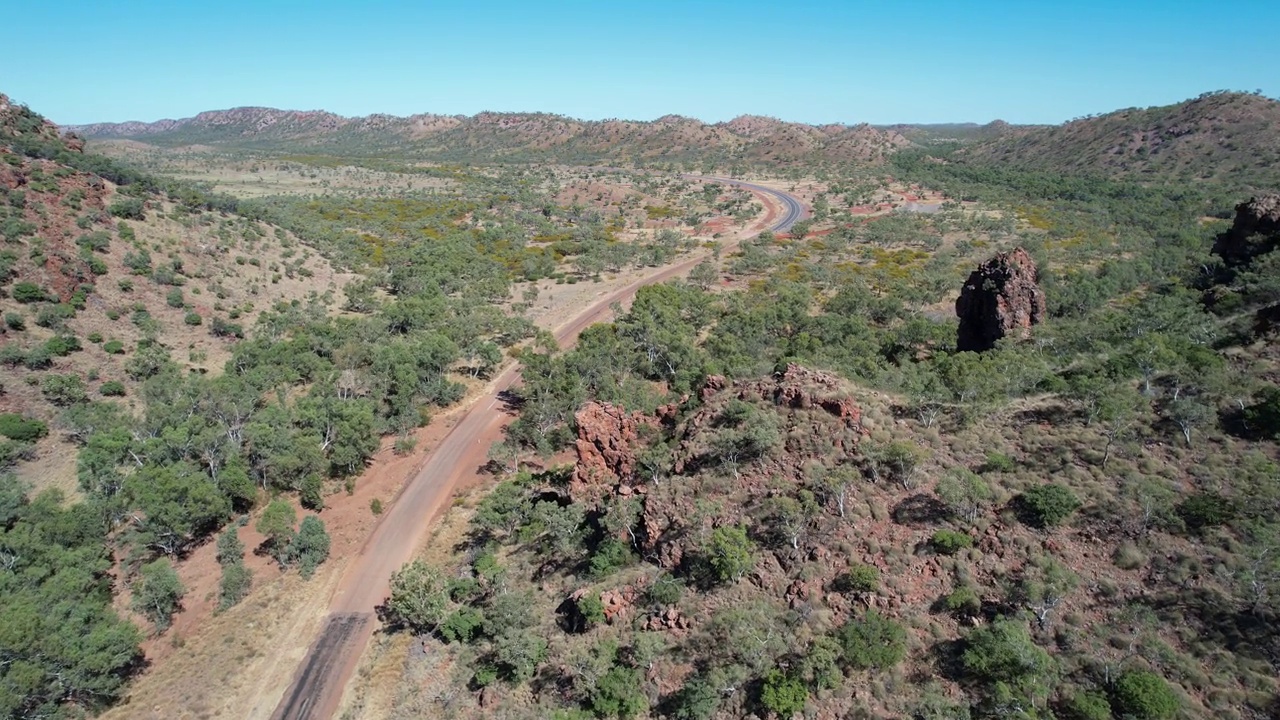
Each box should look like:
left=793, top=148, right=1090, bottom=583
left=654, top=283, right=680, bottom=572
left=6, top=0, right=1277, bottom=125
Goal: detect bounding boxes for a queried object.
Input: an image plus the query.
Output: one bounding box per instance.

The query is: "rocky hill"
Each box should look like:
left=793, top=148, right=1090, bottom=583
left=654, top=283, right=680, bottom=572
left=64, top=107, right=911, bottom=167
left=0, top=94, right=346, bottom=495
left=958, top=91, right=1280, bottom=187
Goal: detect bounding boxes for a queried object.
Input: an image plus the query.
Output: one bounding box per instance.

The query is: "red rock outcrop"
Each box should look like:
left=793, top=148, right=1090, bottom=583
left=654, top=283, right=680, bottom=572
left=569, top=402, right=658, bottom=501
left=955, top=247, right=1046, bottom=352
left=1213, top=193, right=1280, bottom=265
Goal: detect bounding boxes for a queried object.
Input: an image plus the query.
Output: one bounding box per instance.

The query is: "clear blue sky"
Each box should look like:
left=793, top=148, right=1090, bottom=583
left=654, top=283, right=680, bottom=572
left=6, top=0, right=1277, bottom=126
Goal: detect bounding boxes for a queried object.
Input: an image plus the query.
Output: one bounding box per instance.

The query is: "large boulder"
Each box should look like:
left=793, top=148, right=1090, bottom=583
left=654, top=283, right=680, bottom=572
left=1213, top=193, right=1280, bottom=266
left=955, top=247, right=1046, bottom=352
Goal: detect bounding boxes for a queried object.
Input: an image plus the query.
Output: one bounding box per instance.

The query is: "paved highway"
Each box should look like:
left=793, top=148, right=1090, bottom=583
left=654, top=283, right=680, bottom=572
left=683, top=175, right=807, bottom=232
left=268, top=177, right=807, bottom=720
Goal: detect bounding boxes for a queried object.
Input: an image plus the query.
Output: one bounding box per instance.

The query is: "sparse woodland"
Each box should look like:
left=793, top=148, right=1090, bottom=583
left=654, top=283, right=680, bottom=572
left=4, top=90, right=1280, bottom=719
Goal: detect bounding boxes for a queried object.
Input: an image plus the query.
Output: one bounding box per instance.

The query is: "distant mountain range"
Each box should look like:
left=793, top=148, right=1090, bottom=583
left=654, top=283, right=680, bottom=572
left=63, top=108, right=914, bottom=166
left=60, top=92, right=1280, bottom=185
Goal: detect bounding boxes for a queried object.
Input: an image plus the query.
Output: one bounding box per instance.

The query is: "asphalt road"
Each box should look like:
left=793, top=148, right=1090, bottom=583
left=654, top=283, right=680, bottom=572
left=682, top=175, right=807, bottom=232
left=268, top=178, right=807, bottom=720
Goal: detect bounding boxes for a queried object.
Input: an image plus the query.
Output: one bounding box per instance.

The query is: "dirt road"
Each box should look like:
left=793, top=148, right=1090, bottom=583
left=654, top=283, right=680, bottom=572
left=268, top=178, right=807, bottom=720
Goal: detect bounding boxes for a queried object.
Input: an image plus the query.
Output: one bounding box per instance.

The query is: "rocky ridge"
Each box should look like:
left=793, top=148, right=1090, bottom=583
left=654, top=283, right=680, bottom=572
left=62, top=106, right=911, bottom=165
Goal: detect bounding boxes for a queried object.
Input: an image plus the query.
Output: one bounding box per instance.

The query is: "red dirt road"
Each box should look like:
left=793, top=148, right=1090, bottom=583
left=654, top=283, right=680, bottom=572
left=268, top=179, right=806, bottom=720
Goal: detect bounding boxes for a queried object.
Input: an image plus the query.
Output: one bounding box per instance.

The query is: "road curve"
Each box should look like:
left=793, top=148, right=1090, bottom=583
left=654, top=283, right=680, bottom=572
left=268, top=178, right=807, bottom=720
left=682, top=175, right=807, bottom=232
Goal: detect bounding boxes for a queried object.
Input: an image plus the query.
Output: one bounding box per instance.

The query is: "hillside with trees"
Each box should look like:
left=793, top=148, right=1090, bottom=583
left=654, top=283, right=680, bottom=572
left=957, top=91, right=1280, bottom=188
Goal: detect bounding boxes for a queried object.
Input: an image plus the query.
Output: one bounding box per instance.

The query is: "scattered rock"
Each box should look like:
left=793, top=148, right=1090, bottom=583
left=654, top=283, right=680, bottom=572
left=599, top=587, right=637, bottom=622
left=955, top=247, right=1046, bottom=352
left=645, top=605, right=691, bottom=632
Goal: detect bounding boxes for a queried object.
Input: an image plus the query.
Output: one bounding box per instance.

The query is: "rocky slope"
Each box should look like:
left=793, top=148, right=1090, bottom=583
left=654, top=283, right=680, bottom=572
left=958, top=91, right=1280, bottom=187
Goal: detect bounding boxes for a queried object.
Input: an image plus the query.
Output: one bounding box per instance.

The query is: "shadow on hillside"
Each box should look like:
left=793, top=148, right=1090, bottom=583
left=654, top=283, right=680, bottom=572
left=893, top=493, right=950, bottom=526
left=1135, top=588, right=1279, bottom=665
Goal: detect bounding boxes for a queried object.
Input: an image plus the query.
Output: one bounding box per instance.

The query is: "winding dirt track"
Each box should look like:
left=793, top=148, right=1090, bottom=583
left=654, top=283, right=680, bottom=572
left=268, top=178, right=808, bottom=720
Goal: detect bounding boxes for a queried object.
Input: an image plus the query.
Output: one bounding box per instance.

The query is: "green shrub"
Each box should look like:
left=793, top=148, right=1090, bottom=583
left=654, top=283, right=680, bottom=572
left=1065, top=690, right=1113, bottom=720
left=34, top=303, right=75, bottom=329
left=99, top=380, right=126, bottom=397
left=41, top=374, right=87, bottom=406
left=21, top=346, right=52, bottom=370
left=834, top=563, right=880, bottom=593
left=0, top=345, right=25, bottom=367
left=123, top=249, right=151, bottom=274
left=980, top=451, right=1017, bottom=473
left=184, top=312, right=202, bottom=326
left=1175, top=492, right=1235, bottom=532
left=369, top=498, right=383, bottom=515
left=103, top=339, right=125, bottom=354
left=645, top=575, right=683, bottom=606
left=589, top=538, right=634, bottom=579
left=943, top=587, right=982, bottom=617
left=211, top=316, right=244, bottom=338
left=217, top=563, right=252, bottom=611
left=961, top=620, right=1055, bottom=706
left=108, top=197, right=145, bottom=220
left=12, top=282, right=48, bottom=303
left=75, top=231, right=111, bottom=253
left=87, top=331, right=103, bottom=343
left=166, top=287, right=184, bottom=308
left=290, top=515, right=331, bottom=579
left=706, top=525, right=754, bottom=584
left=299, top=474, right=323, bottom=511
left=43, top=335, right=82, bottom=356
left=0, top=414, right=48, bottom=442
left=760, top=670, right=808, bottom=717
left=576, top=594, right=606, bottom=630
left=131, top=558, right=185, bottom=632
left=589, top=666, right=647, bottom=719
left=117, top=278, right=133, bottom=292
left=1018, top=484, right=1082, bottom=528
left=0, top=438, right=37, bottom=469
left=1111, top=670, right=1179, bottom=719
left=837, top=610, right=907, bottom=669
left=439, top=607, right=484, bottom=643
left=3, top=312, right=24, bottom=331
left=931, top=529, right=974, bottom=554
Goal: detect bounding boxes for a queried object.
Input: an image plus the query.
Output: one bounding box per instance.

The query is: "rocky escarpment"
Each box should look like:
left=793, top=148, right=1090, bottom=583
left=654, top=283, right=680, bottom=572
left=955, top=247, right=1046, bottom=352
left=1213, top=193, right=1280, bottom=266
